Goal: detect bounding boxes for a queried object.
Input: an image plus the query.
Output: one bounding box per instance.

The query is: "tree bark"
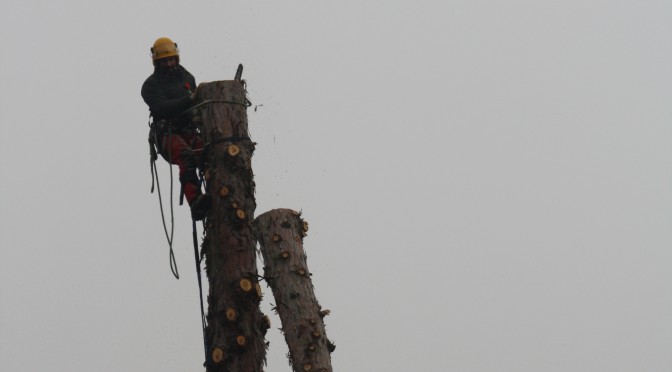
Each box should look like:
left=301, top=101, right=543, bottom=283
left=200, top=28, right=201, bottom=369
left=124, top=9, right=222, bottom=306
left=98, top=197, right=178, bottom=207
left=255, top=209, right=334, bottom=372
left=196, top=81, right=268, bottom=372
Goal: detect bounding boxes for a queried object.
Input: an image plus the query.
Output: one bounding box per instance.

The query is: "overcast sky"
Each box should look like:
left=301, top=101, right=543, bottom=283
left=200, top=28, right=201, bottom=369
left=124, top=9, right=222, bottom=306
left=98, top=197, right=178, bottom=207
left=1, top=1, right=671, bottom=371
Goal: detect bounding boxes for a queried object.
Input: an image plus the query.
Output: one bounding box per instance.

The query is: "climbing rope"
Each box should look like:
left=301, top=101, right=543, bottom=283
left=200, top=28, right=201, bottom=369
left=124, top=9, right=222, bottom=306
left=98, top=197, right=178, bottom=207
left=150, top=115, right=208, bottom=359
left=149, top=117, right=179, bottom=279
left=192, top=220, right=208, bottom=361
left=186, top=98, right=251, bottom=112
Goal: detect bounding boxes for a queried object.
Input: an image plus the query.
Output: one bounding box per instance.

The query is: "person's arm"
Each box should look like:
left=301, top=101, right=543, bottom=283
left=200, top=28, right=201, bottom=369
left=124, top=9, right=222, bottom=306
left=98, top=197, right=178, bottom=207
left=141, top=78, right=194, bottom=118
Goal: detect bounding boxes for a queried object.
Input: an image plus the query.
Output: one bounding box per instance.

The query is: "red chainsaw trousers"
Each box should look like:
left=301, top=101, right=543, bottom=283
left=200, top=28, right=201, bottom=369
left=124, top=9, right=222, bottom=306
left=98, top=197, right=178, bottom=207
left=159, top=132, right=205, bottom=205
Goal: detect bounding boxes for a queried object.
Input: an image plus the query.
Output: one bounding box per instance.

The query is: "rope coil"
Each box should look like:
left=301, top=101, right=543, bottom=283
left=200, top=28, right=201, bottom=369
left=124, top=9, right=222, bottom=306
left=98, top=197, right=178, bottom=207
left=149, top=116, right=179, bottom=279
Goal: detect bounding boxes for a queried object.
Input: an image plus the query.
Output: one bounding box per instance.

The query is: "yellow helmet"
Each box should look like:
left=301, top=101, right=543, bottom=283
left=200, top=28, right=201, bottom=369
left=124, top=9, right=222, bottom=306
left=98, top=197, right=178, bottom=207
left=151, top=37, right=179, bottom=64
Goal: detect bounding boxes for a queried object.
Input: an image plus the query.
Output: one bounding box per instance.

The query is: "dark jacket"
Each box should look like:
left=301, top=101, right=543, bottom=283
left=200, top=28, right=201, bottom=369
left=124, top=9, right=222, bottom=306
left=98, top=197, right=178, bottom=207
left=141, top=65, right=197, bottom=129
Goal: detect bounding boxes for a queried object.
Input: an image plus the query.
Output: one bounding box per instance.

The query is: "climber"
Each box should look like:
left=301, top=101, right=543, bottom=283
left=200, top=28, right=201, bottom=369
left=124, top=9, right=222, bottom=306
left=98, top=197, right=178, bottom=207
left=142, top=37, right=210, bottom=221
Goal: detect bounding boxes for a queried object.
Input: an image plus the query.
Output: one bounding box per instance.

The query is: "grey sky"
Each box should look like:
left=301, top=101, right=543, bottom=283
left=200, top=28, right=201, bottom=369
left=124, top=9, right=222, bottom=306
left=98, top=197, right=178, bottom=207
left=1, top=1, right=671, bottom=371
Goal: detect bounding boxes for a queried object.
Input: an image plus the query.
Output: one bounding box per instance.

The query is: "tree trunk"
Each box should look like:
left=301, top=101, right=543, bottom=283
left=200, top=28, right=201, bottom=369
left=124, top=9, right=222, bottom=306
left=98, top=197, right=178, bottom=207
left=255, top=209, right=334, bottom=372
left=196, top=80, right=268, bottom=372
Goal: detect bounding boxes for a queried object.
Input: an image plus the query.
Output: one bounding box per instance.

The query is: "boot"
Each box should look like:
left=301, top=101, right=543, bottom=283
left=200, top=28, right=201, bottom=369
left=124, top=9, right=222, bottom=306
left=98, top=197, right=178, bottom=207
left=190, top=193, right=212, bottom=221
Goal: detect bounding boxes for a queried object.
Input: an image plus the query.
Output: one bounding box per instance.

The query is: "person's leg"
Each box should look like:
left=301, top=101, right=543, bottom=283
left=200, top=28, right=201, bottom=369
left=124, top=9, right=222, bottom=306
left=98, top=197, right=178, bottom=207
left=160, top=134, right=201, bottom=204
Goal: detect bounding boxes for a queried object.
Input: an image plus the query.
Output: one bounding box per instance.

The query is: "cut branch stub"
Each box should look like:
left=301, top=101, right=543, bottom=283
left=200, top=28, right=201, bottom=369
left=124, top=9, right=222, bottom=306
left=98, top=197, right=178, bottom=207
left=236, top=335, right=247, bottom=347
left=212, top=347, right=225, bottom=364
left=228, top=144, right=241, bottom=156
left=240, top=278, right=253, bottom=292
left=225, top=307, right=237, bottom=321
